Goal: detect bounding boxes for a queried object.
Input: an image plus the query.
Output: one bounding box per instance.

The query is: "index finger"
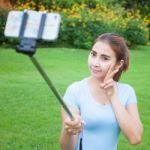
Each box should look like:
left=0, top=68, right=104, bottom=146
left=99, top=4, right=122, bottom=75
left=65, top=116, right=84, bottom=126
left=65, top=117, right=79, bottom=126
left=104, top=64, right=114, bottom=82
left=109, top=68, right=119, bottom=79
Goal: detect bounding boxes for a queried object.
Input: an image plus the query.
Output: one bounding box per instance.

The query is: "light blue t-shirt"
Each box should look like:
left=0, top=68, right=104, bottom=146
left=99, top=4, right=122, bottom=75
left=63, top=78, right=137, bottom=150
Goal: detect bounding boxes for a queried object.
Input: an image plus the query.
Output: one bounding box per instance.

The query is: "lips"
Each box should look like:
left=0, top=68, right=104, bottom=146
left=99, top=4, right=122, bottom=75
left=91, top=68, right=101, bottom=73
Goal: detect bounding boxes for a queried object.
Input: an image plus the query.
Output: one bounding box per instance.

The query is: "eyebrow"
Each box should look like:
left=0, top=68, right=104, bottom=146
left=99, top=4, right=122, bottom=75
left=101, top=54, right=111, bottom=58
left=91, top=50, right=97, bottom=53
left=91, top=50, right=111, bottom=58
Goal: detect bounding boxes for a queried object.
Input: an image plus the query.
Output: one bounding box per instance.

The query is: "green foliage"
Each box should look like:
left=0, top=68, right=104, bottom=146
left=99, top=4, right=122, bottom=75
left=116, top=0, right=150, bottom=18
left=58, top=3, right=149, bottom=49
left=124, top=20, right=149, bottom=45
left=0, top=1, right=149, bottom=48
left=42, top=0, right=116, bottom=8
left=0, top=9, right=8, bottom=45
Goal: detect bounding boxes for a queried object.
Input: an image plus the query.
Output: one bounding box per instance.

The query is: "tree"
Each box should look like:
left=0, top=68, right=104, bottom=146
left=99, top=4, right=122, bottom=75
left=117, top=0, right=150, bottom=17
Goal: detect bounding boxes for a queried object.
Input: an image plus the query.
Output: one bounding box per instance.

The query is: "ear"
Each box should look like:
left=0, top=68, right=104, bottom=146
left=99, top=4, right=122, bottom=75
left=115, top=60, right=124, bottom=70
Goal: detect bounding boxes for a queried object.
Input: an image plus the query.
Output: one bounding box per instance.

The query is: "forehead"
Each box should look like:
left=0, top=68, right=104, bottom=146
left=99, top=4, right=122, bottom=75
left=92, top=41, right=115, bottom=56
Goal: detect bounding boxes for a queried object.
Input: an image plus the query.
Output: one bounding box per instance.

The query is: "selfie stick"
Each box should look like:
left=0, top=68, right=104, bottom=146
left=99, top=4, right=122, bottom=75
left=6, top=10, right=74, bottom=120
left=31, top=56, right=74, bottom=120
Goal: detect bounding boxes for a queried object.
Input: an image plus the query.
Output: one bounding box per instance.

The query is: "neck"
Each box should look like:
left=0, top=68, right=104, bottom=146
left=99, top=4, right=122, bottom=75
left=88, top=76, right=104, bottom=86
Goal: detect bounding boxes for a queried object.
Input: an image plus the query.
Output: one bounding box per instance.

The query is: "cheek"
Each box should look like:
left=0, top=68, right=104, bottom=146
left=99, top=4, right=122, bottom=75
left=104, top=61, right=116, bottom=72
left=100, top=60, right=110, bottom=68
left=102, top=61, right=115, bottom=73
left=87, top=56, right=92, bottom=67
left=102, top=63, right=110, bottom=73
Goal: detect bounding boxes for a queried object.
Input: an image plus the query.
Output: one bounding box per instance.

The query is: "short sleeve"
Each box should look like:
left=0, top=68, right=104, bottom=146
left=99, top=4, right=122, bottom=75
left=126, top=86, right=137, bottom=107
left=63, top=83, right=80, bottom=110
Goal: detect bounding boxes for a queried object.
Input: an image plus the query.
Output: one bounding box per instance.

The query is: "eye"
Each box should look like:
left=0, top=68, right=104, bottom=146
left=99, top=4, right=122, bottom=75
left=102, top=56, right=110, bottom=61
left=90, top=51, right=96, bottom=57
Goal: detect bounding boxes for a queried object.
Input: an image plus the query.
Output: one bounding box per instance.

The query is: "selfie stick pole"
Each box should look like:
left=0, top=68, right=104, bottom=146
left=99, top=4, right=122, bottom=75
left=16, top=42, right=74, bottom=120
left=29, top=55, right=74, bottom=120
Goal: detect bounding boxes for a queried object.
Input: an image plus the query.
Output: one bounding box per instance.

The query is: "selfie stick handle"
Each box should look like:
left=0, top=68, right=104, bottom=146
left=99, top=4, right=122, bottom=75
left=29, top=56, right=74, bottom=120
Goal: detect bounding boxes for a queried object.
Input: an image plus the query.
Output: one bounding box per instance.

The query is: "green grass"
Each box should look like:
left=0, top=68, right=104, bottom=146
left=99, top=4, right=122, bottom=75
left=0, top=46, right=150, bottom=150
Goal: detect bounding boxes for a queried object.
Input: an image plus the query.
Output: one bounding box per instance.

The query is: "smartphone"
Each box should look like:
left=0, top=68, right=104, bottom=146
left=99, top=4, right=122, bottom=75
left=4, top=10, right=61, bottom=41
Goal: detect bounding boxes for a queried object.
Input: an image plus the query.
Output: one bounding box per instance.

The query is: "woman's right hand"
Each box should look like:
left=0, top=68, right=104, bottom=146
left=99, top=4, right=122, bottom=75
left=64, top=115, right=86, bottom=135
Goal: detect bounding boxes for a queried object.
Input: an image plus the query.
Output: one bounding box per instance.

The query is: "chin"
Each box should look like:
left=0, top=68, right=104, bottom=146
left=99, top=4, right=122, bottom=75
left=89, top=69, right=105, bottom=80
left=91, top=73, right=104, bottom=80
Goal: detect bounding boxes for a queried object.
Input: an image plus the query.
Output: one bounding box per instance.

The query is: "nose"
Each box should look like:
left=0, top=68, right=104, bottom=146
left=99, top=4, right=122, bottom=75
left=93, top=58, right=100, bottom=67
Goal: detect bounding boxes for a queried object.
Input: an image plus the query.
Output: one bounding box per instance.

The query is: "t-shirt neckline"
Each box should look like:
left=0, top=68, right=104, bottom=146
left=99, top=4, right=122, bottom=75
left=83, top=78, right=112, bottom=107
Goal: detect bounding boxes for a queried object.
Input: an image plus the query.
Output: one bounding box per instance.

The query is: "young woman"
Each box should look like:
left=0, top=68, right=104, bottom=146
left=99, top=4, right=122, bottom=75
left=59, top=33, right=143, bottom=150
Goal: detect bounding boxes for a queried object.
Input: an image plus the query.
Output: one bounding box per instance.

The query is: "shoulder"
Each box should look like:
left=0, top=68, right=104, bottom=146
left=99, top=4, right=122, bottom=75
left=117, top=82, right=137, bottom=106
left=63, top=79, right=87, bottom=108
left=65, top=78, right=86, bottom=96
left=117, top=82, right=135, bottom=93
left=66, top=78, right=87, bottom=94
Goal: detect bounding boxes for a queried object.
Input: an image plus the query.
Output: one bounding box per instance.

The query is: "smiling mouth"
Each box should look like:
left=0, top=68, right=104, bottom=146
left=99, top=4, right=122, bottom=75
left=91, top=68, right=101, bottom=73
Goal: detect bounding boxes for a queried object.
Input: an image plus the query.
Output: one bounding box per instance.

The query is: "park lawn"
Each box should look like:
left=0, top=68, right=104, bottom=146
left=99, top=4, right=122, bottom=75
left=0, top=46, right=150, bottom=150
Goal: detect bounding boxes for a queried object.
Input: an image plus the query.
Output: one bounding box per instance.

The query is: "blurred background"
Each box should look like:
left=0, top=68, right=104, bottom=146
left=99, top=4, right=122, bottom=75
left=0, top=0, right=150, bottom=150
left=0, top=0, right=150, bottom=48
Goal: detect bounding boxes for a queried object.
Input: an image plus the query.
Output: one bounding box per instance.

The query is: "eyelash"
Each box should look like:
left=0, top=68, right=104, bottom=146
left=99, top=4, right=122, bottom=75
left=102, top=57, right=109, bottom=61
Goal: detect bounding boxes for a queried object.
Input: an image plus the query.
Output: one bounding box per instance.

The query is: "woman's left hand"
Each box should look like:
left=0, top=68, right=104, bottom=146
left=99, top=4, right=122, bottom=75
left=100, top=66, right=119, bottom=99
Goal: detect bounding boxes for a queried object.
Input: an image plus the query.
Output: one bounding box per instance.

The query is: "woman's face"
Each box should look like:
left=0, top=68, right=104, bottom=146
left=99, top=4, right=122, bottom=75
left=88, top=41, right=118, bottom=80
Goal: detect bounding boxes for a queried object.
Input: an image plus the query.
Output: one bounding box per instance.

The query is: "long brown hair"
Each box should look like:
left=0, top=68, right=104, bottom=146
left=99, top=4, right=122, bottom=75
left=94, top=33, right=130, bottom=81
